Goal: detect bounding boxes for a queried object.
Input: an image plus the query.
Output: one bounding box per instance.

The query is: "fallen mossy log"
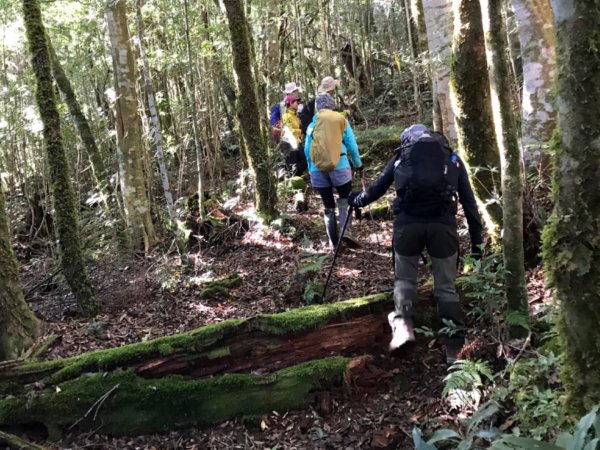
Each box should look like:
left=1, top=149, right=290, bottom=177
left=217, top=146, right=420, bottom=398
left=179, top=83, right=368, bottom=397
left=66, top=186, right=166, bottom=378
left=0, top=356, right=372, bottom=437
left=0, top=293, right=393, bottom=388
left=0, top=292, right=435, bottom=436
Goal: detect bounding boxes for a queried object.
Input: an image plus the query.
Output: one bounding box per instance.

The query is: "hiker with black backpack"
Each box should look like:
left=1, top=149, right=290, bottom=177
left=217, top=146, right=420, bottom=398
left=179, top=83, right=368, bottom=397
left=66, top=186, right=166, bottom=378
left=304, top=94, right=363, bottom=252
left=347, top=124, right=483, bottom=364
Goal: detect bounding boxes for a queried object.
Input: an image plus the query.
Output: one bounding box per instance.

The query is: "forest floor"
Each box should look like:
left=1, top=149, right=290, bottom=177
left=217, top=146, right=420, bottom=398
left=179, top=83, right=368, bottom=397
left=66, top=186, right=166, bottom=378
left=17, top=169, right=550, bottom=450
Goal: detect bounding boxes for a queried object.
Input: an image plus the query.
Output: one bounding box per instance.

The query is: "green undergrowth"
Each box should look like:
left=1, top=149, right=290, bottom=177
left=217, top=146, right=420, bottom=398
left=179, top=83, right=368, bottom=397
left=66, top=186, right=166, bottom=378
left=0, top=357, right=349, bottom=436
left=355, top=125, right=403, bottom=169
left=2, top=293, right=391, bottom=387
left=431, top=252, right=569, bottom=445
left=199, top=273, right=242, bottom=299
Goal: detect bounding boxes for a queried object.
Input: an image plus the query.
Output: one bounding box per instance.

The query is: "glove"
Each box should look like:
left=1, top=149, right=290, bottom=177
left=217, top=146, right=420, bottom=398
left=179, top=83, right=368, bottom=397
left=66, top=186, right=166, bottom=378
left=348, top=191, right=362, bottom=208
left=354, top=165, right=364, bottom=177
left=471, top=243, right=483, bottom=260
left=353, top=206, right=362, bottom=220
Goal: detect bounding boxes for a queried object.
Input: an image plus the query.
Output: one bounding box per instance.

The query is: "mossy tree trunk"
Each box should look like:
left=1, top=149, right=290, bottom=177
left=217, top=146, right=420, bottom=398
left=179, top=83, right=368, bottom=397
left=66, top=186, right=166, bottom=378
left=0, top=188, right=41, bottom=361
left=511, top=0, right=556, bottom=172
left=22, top=0, right=100, bottom=316
left=223, top=0, right=278, bottom=219
left=422, top=0, right=457, bottom=144
left=105, top=0, right=157, bottom=253
left=481, top=0, right=529, bottom=338
left=47, top=38, right=131, bottom=253
left=542, top=0, right=600, bottom=414
left=450, top=0, right=502, bottom=241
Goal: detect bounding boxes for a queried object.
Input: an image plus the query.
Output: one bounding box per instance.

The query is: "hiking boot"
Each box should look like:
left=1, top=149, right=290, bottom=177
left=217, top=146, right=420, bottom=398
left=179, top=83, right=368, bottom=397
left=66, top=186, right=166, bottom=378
left=337, top=198, right=360, bottom=248
left=388, top=312, right=415, bottom=351
left=342, top=233, right=361, bottom=249
left=323, top=208, right=339, bottom=251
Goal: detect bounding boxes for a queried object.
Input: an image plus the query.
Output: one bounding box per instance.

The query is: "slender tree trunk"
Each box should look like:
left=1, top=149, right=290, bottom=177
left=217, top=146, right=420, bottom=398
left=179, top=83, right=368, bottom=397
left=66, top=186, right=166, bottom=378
left=511, top=0, right=556, bottom=171
left=450, top=0, right=502, bottom=240
left=543, top=0, right=600, bottom=415
left=135, top=0, right=176, bottom=226
left=0, top=187, right=41, bottom=361
left=47, top=39, right=131, bottom=252
left=319, top=0, right=332, bottom=76
left=404, top=0, right=423, bottom=121
left=422, top=0, right=457, bottom=144
left=481, top=0, right=529, bottom=337
left=183, top=0, right=205, bottom=221
left=22, top=0, right=100, bottom=316
left=223, top=0, right=278, bottom=219
left=106, top=0, right=156, bottom=253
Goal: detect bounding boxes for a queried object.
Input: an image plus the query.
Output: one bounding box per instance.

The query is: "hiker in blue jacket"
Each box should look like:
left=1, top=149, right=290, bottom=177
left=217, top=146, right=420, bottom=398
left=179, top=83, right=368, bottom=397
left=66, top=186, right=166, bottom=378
left=348, top=124, right=483, bottom=364
left=304, top=94, right=362, bottom=251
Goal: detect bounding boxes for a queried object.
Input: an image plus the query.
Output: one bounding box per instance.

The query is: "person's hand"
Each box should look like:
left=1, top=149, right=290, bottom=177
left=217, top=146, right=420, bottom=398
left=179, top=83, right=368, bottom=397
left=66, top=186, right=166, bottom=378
left=354, top=165, right=364, bottom=177
left=471, top=243, right=483, bottom=260
left=348, top=191, right=362, bottom=208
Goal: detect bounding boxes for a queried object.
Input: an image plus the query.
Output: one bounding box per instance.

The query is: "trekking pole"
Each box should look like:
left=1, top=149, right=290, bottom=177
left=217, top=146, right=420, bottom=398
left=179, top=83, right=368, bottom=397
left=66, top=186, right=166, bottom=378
left=361, top=176, right=382, bottom=253
left=321, top=211, right=351, bottom=302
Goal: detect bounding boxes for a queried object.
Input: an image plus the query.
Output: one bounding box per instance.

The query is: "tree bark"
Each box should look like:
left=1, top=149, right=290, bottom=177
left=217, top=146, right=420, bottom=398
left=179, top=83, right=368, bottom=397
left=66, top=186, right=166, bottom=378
left=422, top=0, right=457, bottom=144
left=223, top=0, right=278, bottom=219
left=511, top=0, right=556, bottom=171
left=542, top=0, right=600, bottom=415
left=481, top=0, right=529, bottom=337
left=22, top=0, right=99, bottom=316
left=105, top=0, right=157, bottom=253
left=450, top=0, right=503, bottom=241
left=0, top=187, right=41, bottom=361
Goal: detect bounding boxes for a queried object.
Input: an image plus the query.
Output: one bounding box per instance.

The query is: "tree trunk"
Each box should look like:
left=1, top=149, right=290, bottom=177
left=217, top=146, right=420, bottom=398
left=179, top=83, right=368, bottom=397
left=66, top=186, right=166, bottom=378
left=105, top=0, right=156, bottom=253
left=450, top=0, right=503, bottom=241
left=47, top=39, right=131, bottom=252
left=22, top=0, right=99, bottom=316
left=422, top=0, right=457, bottom=144
left=183, top=0, right=205, bottom=222
left=0, top=293, right=430, bottom=436
left=223, top=0, right=278, bottom=219
left=135, top=0, right=176, bottom=227
left=511, top=0, right=556, bottom=171
left=0, top=187, right=41, bottom=361
left=481, top=0, right=529, bottom=337
left=319, top=0, right=333, bottom=76
left=542, top=0, right=600, bottom=415
left=401, top=0, right=421, bottom=121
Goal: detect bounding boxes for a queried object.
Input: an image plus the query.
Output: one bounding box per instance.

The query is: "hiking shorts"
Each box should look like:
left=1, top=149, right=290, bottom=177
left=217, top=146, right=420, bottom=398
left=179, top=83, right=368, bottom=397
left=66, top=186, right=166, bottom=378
left=309, top=168, right=352, bottom=188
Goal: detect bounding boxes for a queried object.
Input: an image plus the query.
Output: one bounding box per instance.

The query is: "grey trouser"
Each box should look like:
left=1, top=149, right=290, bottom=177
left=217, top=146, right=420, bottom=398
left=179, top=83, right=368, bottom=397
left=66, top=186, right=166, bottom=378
left=392, top=222, right=466, bottom=341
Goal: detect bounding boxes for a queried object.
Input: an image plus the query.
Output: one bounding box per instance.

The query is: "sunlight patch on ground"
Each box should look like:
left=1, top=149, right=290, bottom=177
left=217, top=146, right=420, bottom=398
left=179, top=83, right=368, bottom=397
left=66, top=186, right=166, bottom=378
left=336, top=267, right=362, bottom=277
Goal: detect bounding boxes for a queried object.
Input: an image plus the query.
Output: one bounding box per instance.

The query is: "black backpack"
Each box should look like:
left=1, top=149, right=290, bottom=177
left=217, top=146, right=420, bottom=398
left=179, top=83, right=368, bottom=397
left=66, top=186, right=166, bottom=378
left=299, top=98, right=316, bottom=134
left=394, top=135, right=460, bottom=217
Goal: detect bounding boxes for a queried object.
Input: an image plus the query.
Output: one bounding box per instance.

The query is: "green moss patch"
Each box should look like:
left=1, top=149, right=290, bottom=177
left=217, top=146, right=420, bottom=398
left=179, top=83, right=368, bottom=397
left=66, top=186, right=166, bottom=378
left=0, top=357, right=349, bottom=436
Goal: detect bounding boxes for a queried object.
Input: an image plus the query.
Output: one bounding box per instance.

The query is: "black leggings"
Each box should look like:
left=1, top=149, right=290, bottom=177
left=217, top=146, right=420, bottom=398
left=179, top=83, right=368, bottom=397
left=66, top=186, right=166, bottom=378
left=317, top=181, right=352, bottom=209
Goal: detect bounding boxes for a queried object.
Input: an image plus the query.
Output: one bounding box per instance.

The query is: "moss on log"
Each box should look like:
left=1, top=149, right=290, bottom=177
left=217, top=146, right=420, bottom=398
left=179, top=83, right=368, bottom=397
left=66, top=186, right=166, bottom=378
left=0, top=293, right=393, bottom=388
left=0, top=290, right=443, bottom=436
left=0, top=357, right=351, bottom=436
